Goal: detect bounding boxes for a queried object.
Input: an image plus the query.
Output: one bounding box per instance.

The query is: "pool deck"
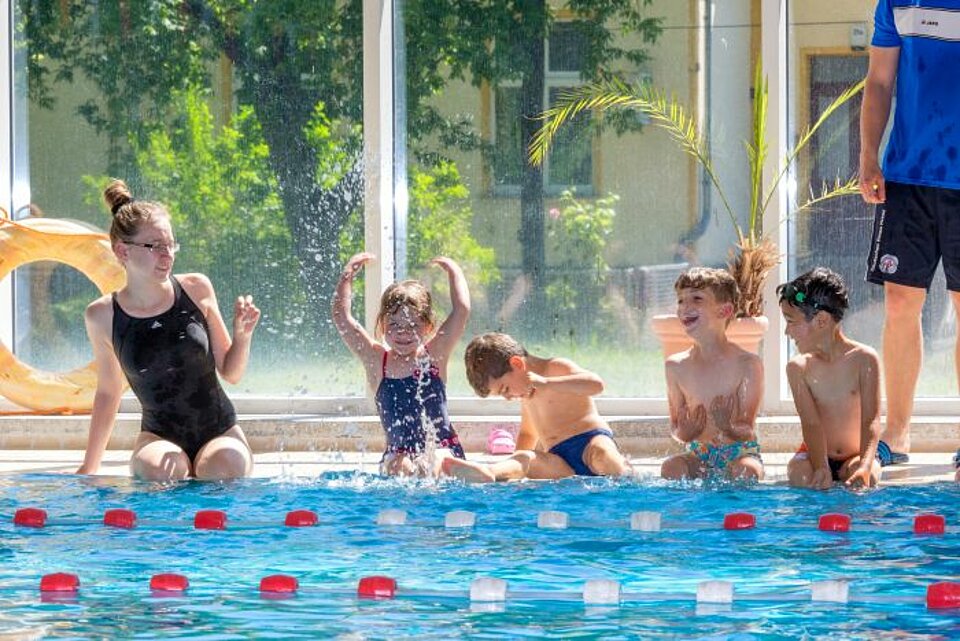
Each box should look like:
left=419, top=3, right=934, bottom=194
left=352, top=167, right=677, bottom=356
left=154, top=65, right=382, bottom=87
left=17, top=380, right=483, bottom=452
left=0, top=449, right=955, bottom=484
left=0, top=412, right=956, bottom=484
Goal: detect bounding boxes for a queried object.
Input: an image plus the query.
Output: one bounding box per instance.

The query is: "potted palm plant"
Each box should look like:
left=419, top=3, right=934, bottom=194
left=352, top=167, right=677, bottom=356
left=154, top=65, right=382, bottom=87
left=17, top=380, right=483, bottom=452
left=529, top=64, right=863, bottom=356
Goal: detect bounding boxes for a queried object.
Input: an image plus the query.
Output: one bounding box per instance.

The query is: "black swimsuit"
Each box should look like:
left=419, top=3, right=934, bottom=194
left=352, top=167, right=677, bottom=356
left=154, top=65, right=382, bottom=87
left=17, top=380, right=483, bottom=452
left=112, top=277, right=236, bottom=461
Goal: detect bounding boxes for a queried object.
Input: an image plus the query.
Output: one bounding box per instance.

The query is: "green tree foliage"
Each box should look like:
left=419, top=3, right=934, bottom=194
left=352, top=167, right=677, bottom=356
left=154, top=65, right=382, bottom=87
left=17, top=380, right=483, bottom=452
left=21, top=0, right=662, bottom=342
left=545, top=189, right=617, bottom=338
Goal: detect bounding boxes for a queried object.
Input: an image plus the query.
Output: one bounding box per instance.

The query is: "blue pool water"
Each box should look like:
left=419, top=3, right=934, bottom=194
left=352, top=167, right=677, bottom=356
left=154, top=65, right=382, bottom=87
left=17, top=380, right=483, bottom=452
left=1, top=473, right=959, bottom=639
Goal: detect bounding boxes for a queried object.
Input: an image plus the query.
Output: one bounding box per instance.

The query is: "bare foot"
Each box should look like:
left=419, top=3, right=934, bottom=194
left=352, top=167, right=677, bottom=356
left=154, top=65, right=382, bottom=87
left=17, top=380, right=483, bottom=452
left=880, top=428, right=910, bottom=454
left=441, top=457, right=496, bottom=483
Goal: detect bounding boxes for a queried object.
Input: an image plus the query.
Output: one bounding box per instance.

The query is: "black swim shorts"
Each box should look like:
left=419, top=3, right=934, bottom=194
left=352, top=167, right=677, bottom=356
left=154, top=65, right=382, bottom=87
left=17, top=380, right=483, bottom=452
left=866, top=181, right=960, bottom=291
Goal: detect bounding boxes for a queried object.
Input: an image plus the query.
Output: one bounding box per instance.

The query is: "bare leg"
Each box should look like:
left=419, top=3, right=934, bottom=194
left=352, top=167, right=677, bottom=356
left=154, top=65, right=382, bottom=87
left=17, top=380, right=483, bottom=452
left=583, top=436, right=633, bottom=476
left=881, top=283, right=926, bottom=453
left=381, top=453, right=418, bottom=476
left=130, top=432, right=191, bottom=481
left=194, top=426, right=253, bottom=480
left=951, top=291, right=960, bottom=396
left=726, top=456, right=763, bottom=481
left=786, top=455, right=813, bottom=487
left=442, top=456, right=499, bottom=483
left=443, top=450, right=574, bottom=483
left=660, top=453, right=701, bottom=480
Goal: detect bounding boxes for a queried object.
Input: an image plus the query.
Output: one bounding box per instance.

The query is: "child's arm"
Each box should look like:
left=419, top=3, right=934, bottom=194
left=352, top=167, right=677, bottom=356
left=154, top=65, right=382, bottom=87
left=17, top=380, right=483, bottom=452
left=713, top=354, right=763, bottom=441
left=845, top=349, right=882, bottom=487
left=786, top=359, right=831, bottom=488
left=425, top=257, right=471, bottom=365
left=666, top=360, right=706, bottom=442
left=331, top=253, right=382, bottom=366
left=515, top=401, right=540, bottom=450
left=528, top=358, right=604, bottom=397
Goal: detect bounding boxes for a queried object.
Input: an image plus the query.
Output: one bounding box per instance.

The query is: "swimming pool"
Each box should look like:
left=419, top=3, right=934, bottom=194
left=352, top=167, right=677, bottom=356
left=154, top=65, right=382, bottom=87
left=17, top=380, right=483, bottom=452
left=2, top=473, right=958, bottom=638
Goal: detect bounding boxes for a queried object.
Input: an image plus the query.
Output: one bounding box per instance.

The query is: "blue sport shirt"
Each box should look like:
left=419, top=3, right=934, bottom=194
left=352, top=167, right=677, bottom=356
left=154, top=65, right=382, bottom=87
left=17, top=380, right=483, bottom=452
left=872, top=0, right=960, bottom=190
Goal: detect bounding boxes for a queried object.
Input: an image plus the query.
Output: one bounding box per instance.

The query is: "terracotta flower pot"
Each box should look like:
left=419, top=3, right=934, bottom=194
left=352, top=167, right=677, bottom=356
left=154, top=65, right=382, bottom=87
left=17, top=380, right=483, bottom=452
left=649, top=314, right=769, bottom=358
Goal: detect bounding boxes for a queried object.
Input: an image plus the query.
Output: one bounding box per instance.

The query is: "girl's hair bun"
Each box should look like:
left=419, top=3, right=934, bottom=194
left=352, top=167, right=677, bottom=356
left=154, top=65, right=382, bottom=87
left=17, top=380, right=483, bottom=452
left=103, top=179, right=133, bottom=216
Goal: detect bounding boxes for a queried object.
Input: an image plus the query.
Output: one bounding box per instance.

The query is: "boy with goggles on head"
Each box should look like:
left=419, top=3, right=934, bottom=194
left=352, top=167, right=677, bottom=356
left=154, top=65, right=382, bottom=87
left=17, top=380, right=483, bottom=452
left=779, top=268, right=882, bottom=489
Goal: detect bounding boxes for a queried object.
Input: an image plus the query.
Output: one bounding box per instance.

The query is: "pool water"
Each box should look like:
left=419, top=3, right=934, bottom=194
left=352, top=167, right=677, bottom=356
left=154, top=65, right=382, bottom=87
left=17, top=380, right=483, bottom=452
left=1, top=473, right=959, bottom=639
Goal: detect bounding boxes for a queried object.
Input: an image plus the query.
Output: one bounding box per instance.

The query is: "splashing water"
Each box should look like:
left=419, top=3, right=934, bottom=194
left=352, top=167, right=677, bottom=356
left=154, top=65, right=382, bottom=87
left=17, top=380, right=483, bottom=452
left=412, top=348, right=439, bottom=477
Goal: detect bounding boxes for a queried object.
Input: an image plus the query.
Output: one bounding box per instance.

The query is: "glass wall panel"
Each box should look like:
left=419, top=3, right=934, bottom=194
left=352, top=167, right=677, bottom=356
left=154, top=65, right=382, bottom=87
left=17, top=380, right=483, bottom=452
left=787, top=2, right=956, bottom=397
left=402, top=0, right=755, bottom=397
left=13, top=1, right=365, bottom=399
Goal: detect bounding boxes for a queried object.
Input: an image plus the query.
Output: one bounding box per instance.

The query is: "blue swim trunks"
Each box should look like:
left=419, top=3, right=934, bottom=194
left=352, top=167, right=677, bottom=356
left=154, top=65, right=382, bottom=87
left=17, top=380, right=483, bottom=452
left=548, top=428, right=616, bottom=476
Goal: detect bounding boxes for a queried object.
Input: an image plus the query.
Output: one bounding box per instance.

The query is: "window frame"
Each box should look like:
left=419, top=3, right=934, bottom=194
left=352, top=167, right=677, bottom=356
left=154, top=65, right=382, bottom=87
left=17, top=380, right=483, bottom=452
left=2, top=0, right=959, bottom=417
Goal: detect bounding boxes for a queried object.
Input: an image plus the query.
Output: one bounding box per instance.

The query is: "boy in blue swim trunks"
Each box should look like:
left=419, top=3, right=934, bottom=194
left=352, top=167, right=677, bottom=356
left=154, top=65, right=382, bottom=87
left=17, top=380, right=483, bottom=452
left=661, top=268, right=765, bottom=481
left=442, top=332, right=633, bottom=482
left=779, top=268, right=882, bottom=489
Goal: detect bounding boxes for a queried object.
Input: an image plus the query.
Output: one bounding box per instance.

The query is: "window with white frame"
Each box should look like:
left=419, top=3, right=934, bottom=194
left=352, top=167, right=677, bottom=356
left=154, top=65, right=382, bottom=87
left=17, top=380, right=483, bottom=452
left=491, top=22, right=593, bottom=196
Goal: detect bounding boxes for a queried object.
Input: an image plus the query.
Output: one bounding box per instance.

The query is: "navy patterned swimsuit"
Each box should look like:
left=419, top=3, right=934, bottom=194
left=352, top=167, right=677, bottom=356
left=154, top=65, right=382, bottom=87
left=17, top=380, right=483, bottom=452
left=374, top=351, right=465, bottom=460
left=112, top=277, right=236, bottom=461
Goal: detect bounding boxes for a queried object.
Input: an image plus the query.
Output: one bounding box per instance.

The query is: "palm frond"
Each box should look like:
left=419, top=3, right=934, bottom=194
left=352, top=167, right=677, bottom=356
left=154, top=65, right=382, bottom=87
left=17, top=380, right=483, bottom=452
left=746, top=64, right=768, bottom=242
left=758, top=78, right=865, bottom=219
left=794, top=175, right=860, bottom=214
left=530, top=79, right=742, bottom=242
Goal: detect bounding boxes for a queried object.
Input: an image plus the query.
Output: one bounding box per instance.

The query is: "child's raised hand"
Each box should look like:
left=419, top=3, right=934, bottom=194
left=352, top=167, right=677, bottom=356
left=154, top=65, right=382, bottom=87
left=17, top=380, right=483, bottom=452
left=430, top=256, right=461, bottom=274
left=342, top=252, right=375, bottom=280
left=233, top=294, right=261, bottom=337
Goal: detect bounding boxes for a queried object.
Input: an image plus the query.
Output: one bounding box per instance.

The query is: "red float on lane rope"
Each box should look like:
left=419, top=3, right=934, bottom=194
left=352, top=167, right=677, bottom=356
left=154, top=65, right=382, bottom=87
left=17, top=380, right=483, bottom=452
left=358, top=575, right=397, bottom=599
left=104, top=508, right=137, bottom=529
left=818, top=513, right=851, bottom=532
left=284, top=510, right=318, bottom=527
left=260, top=575, right=299, bottom=593
left=14, top=508, right=47, bottom=528
left=723, top=513, right=756, bottom=530
left=927, top=582, right=960, bottom=609
left=914, top=514, right=946, bottom=535
left=150, top=573, right=189, bottom=592
left=40, top=573, right=79, bottom=593
left=194, top=510, right=227, bottom=530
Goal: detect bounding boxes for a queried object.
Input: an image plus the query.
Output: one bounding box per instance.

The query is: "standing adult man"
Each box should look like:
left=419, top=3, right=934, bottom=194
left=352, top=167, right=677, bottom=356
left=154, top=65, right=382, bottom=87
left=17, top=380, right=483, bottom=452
left=860, top=0, right=960, bottom=464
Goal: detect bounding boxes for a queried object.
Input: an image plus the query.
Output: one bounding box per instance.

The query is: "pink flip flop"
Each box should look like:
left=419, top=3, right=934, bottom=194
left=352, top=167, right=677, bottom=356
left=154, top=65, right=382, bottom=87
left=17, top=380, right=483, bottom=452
left=486, top=427, right=516, bottom=455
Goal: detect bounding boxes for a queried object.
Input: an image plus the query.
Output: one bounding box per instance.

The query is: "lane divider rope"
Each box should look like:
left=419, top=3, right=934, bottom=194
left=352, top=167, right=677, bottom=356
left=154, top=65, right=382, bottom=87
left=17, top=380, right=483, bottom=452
left=10, top=508, right=950, bottom=535
left=33, top=572, right=960, bottom=609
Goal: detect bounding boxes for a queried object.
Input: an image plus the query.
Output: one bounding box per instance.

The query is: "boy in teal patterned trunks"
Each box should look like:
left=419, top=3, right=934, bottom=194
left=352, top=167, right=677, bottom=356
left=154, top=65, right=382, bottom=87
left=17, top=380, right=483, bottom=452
left=661, top=267, right=765, bottom=481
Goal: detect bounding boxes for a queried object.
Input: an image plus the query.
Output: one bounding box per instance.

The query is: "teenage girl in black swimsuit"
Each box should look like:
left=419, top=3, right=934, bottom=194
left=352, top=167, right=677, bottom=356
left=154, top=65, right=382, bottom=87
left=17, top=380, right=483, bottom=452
left=76, top=180, right=261, bottom=481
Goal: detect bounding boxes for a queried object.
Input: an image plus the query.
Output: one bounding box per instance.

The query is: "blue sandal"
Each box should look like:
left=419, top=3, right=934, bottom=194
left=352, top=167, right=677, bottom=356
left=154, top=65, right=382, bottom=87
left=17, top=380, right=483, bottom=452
left=876, top=440, right=909, bottom=466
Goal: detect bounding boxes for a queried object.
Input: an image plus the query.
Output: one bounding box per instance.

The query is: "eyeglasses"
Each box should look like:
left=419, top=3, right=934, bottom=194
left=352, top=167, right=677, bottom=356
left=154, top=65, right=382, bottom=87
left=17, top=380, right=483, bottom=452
left=122, top=240, right=180, bottom=255
left=779, top=283, right=839, bottom=316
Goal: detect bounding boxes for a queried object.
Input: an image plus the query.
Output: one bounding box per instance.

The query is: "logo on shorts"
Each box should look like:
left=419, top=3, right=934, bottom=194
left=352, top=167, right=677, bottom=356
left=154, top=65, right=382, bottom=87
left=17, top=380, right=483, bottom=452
left=879, top=254, right=899, bottom=275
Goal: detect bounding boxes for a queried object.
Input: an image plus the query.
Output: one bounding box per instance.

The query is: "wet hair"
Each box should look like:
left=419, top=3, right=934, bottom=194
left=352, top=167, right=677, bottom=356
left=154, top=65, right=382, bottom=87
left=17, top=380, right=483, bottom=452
left=103, top=179, right=170, bottom=245
left=464, top=332, right=528, bottom=398
left=374, top=280, right=436, bottom=339
left=776, top=267, right=848, bottom=322
left=673, top=266, right=740, bottom=308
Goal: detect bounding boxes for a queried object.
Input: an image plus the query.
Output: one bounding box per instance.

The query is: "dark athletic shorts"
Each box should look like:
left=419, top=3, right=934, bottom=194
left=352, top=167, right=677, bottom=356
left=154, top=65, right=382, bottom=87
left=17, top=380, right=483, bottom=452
left=866, top=181, right=960, bottom=291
